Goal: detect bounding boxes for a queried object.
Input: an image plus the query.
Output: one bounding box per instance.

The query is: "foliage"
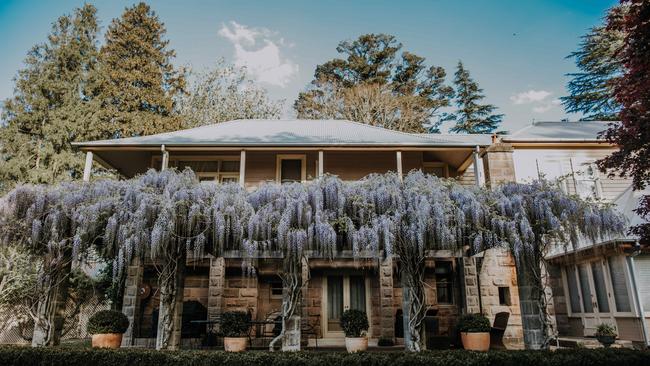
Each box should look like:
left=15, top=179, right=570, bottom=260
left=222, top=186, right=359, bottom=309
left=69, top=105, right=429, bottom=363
left=176, top=59, right=282, bottom=128
left=96, top=2, right=186, bottom=138
left=561, top=5, right=626, bottom=121
left=457, top=313, right=491, bottom=333
left=597, top=0, right=650, bottom=244
left=447, top=61, right=503, bottom=134
left=295, top=33, right=453, bottom=133
left=219, top=311, right=251, bottom=338
left=1, top=347, right=650, bottom=366
left=86, top=310, right=129, bottom=335
left=595, top=323, right=617, bottom=337
left=0, top=4, right=101, bottom=194
left=340, top=309, right=369, bottom=338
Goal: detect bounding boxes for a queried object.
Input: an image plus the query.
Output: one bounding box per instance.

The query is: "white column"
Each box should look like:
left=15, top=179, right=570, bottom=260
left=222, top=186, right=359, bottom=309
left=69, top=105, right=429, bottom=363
left=239, top=150, right=246, bottom=187
left=318, top=150, right=324, bottom=177
left=161, top=145, right=169, bottom=171
left=473, top=146, right=485, bottom=187
left=82, top=151, right=93, bottom=182
left=396, top=151, right=403, bottom=181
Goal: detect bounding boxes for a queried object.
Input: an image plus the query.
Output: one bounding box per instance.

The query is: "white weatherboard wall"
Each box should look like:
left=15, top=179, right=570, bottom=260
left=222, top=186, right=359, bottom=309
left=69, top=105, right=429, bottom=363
left=512, top=148, right=631, bottom=203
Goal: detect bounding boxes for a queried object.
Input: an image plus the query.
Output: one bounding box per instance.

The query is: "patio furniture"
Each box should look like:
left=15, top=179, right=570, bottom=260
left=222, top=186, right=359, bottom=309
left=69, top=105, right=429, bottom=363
left=490, top=312, right=510, bottom=350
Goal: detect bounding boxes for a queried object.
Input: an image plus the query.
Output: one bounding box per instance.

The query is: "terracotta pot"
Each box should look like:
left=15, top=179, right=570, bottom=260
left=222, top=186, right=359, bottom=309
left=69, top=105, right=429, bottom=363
left=461, top=332, right=490, bottom=351
left=345, top=337, right=368, bottom=353
left=91, top=333, right=123, bottom=349
left=597, top=335, right=616, bottom=348
left=224, top=337, right=248, bottom=352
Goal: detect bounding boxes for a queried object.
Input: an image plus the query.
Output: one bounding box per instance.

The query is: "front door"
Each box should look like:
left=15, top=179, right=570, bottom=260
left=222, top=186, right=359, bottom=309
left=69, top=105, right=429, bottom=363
left=322, top=274, right=370, bottom=339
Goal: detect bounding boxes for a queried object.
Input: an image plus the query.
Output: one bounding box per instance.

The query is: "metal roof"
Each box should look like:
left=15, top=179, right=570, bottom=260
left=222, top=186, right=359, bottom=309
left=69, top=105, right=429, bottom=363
left=503, top=121, right=615, bottom=142
left=73, top=119, right=493, bottom=148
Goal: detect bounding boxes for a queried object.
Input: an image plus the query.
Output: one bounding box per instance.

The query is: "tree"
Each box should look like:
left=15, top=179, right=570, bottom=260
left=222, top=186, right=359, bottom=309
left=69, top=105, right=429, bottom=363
left=295, top=34, right=452, bottom=133
left=597, top=0, right=650, bottom=243
left=0, top=4, right=100, bottom=194
left=176, top=60, right=283, bottom=128
left=97, top=2, right=185, bottom=138
left=448, top=61, right=503, bottom=134
left=561, top=5, right=627, bottom=121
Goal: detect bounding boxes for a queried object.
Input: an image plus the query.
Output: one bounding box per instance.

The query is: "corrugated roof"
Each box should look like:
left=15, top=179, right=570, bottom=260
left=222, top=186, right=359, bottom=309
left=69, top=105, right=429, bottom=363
left=503, top=121, right=615, bottom=142
left=73, top=119, right=493, bottom=148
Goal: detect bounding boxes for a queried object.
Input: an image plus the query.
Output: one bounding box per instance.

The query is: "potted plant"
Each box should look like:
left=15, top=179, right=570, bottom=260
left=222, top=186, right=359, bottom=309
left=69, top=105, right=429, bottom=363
left=87, top=310, right=130, bottom=349
left=595, top=323, right=617, bottom=348
left=340, top=309, right=369, bottom=352
left=458, top=313, right=491, bottom=351
left=221, top=311, right=251, bottom=352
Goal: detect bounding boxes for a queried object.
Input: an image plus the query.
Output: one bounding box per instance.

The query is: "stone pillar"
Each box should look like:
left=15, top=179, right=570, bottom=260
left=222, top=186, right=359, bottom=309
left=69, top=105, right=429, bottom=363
left=121, top=258, right=144, bottom=347
left=547, top=264, right=568, bottom=336
left=463, top=256, right=480, bottom=314
left=300, top=258, right=309, bottom=347
left=282, top=315, right=301, bottom=351
left=379, top=257, right=395, bottom=340
left=207, top=256, right=225, bottom=322
left=482, top=142, right=515, bottom=187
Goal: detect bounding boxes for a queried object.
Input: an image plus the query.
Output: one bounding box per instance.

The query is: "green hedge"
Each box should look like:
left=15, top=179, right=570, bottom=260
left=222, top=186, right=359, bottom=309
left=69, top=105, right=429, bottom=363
left=0, top=346, right=649, bottom=366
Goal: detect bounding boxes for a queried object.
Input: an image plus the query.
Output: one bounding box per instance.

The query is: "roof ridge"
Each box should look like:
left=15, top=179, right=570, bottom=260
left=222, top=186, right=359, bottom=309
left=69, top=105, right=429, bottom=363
left=333, top=119, right=457, bottom=143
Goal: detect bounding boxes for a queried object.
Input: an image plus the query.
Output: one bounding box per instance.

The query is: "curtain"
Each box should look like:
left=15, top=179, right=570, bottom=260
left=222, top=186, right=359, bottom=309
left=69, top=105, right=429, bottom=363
left=350, top=276, right=366, bottom=311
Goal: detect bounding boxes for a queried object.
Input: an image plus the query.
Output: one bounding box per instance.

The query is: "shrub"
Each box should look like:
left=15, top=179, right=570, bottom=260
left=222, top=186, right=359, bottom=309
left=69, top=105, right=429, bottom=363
left=457, top=313, right=490, bottom=333
left=87, top=310, right=129, bottom=335
left=0, top=347, right=650, bottom=366
left=596, top=323, right=617, bottom=337
left=220, top=311, right=251, bottom=337
left=340, top=309, right=369, bottom=338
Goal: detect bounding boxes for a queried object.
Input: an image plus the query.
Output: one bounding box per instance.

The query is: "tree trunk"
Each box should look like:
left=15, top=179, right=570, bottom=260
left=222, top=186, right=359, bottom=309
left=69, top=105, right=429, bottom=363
left=516, top=252, right=548, bottom=350
left=156, top=251, right=186, bottom=350
left=31, top=261, right=71, bottom=347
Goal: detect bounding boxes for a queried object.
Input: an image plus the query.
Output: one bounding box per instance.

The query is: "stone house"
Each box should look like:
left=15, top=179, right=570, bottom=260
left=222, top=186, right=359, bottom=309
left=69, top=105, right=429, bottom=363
left=72, top=119, right=641, bottom=349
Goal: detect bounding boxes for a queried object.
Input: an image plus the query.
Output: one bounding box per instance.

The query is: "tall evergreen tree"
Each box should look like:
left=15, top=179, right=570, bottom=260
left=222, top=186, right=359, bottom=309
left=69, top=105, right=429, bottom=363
left=0, top=4, right=100, bottom=193
left=448, top=61, right=503, bottom=134
left=561, top=5, right=627, bottom=121
left=295, top=34, right=452, bottom=133
left=97, top=2, right=185, bottom=138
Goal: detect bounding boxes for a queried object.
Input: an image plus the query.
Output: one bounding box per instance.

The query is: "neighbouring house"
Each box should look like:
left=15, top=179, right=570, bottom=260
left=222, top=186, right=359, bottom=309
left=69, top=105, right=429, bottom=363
left=502, top=121, right=650, bottom=347
left=67, top=119, right=646, bottom=349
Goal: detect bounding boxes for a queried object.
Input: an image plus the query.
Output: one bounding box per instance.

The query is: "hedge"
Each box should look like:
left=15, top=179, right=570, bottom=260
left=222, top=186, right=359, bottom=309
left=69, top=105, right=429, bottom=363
left=0, top=346, right=649, bottom=366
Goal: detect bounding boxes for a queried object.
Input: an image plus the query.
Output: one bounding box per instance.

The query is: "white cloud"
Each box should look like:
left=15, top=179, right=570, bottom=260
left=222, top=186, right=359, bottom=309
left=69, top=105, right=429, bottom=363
left=218, top=21, right=298, bottom=88
left=532, top=98, right=561, bottom=113
left=510, top=90, right=552, bottom=105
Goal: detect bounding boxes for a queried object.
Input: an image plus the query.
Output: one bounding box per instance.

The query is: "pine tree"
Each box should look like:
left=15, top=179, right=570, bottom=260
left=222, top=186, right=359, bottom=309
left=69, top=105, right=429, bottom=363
left=295, top=34, right=452, bottom=133
left=97, top=2, right=185, bottom=138
left=0, top=4, right=100, bottom=193
left=448, top=61, right=503, bottom=134
left=561, top=5, right=626, bottom=121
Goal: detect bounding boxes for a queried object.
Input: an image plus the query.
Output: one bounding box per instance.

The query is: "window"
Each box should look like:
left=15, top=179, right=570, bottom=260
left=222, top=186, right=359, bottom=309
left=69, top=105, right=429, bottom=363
left=152, top=156, right=240, bottom=183
left=566, top=266, right=582, bottom=314
left=435, top=261, right=454, bottom=304
left=498, top=287, right=511, bottom=306
left=578, top=264, right=594, bottom=313
left=270, top=280, right=283, bottom=299
left=536, top=158, right=568, bottom=193
left=276, top=155, right=306, bottom=183
left=572, top=158, right=602, bottom=199
left=608, top=257, right=631, bottom=312
left=423, top=162, right=449, bottom=178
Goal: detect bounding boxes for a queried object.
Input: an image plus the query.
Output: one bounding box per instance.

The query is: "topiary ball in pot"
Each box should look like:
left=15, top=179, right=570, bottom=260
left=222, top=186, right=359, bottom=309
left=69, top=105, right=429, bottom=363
left=457, top=313, right=491, bottom=351
left=221, top=311, right=251, bottom=352
left=87, top=310, right=129, bottom=349
left=340, top=309, right=369, bottom=352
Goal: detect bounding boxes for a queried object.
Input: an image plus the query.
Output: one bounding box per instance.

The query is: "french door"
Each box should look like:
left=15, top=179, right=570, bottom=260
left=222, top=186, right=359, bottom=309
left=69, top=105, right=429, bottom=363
left=565, top=260, right=615, bottom=336
left=322, top=274, right=371, bottom=338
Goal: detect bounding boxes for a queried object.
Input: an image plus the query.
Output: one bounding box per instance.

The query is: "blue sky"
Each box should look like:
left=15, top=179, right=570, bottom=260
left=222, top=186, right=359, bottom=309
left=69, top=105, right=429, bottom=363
left=0, top=0, right=616, bottom=133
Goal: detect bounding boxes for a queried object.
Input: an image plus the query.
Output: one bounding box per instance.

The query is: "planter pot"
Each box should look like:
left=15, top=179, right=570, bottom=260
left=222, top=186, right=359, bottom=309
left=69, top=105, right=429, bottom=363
left=345, top=337, right=368, bottom=353
left=224, top=337, right=248, bottom=352
left=461, top=332, right=490, bottom=351
left=91, top=333, right=123, bottom=349
left=596, top=335, right=616, bottom=348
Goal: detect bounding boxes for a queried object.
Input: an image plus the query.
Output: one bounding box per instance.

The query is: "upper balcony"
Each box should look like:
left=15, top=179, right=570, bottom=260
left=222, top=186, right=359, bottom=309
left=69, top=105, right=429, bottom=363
left=73, top=119, right=494, bottom=188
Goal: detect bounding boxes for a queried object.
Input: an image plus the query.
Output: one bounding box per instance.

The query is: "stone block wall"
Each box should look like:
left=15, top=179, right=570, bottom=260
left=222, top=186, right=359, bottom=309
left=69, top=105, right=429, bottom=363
left=121, top=258, right=143, bottom=347
left=482, top=142, right=515, bottom=187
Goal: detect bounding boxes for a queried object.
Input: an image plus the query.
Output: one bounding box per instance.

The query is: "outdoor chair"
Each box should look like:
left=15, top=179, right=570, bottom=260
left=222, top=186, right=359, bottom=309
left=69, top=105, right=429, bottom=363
left=490, top=312, right=510, bottom=350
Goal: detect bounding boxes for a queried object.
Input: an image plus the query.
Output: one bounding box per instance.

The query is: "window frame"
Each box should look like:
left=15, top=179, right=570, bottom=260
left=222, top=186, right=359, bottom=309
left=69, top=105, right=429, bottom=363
left=275, top=154, right=307, bottom=184
left=422, top=162, right=449, bottom=178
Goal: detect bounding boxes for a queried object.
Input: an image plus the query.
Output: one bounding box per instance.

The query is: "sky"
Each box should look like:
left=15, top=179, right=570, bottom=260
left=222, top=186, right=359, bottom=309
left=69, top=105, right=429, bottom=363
left=0, top=0, right=617, bottom=133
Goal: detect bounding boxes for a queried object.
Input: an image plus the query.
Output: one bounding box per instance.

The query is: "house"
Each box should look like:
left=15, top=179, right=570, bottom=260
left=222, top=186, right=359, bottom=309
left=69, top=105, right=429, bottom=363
left=71, top=119, right=645, bottom=349
left=502, top=121, right=650, bottom=347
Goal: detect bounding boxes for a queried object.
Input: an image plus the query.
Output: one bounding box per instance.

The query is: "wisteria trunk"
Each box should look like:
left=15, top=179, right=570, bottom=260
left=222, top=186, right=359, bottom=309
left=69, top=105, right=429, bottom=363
left=269, top=256, right=303, bottom=352
left=155, top=250, right=187, bottom=350
left=515, top=250, right=549, bottom=350
left=31, top=261, right=71, bottom=347
left=400, top=261, right=427, bottom=352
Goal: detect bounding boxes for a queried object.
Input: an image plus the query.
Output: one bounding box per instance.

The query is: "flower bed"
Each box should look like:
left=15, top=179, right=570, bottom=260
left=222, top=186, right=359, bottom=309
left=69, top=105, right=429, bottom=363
left=0, top=346, right=649, bottom=366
